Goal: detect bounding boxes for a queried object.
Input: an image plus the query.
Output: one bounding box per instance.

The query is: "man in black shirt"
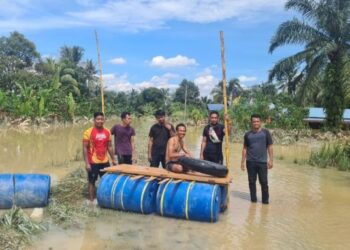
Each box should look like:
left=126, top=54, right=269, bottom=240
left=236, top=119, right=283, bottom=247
left=241, top=114, right=273, bottom=204
left=200, top=111, right=231, bottom=164
left=148, top=110, right=175, bottom=168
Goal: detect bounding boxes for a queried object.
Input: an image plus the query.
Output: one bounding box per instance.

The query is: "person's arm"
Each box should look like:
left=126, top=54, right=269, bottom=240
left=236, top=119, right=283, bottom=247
left=108, top=140, right=117, bottom=165
left=266, top=129, right=273, bottom=169
left=83, top=141, right=91, bottom=171
left=165, top=123, right=176, bottom=137
left=241, top=145, right=247, bottom=171
left=110, top=125, right=115, bottom=135
left=148, top=137, right=153, bottom=163
left=267, top=145, right=273, bottom=169
left=182, top=144, right=192, bottom=157
left=131, top=136, right=136, bottom=163
left=200, top=136, right=207, bottom=159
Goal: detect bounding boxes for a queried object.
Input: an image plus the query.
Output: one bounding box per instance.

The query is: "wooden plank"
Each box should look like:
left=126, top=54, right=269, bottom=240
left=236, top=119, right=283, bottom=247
left=102, top=164, right=231, bottom=185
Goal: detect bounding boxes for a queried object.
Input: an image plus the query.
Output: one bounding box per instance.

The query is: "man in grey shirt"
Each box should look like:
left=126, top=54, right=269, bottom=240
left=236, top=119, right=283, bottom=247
left=241, top=114, right=273, bottom=204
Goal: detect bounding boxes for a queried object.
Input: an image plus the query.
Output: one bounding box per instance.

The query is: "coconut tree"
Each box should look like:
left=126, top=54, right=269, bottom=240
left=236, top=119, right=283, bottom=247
left=211, top=78, right=243, bottom=104
left=269, top=0, right=350, bottom=130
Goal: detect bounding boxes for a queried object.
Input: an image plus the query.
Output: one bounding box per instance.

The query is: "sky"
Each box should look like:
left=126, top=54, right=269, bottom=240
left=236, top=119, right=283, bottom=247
left=0, top=0, right=301, bottom=96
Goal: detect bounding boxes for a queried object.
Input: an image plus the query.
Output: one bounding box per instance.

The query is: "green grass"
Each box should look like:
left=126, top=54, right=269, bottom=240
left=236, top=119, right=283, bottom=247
left=309, top=142, right=350, bottom=171
left=0, top=207, right=46, bottom=249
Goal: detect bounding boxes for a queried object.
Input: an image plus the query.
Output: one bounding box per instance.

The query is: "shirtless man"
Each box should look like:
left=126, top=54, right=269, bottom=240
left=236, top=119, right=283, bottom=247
left=165, top=123, right=192, bottom=173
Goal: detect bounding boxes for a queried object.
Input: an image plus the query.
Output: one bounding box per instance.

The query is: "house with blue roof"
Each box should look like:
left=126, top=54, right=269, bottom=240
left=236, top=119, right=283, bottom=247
left=304, top=107, right=350, bottom=129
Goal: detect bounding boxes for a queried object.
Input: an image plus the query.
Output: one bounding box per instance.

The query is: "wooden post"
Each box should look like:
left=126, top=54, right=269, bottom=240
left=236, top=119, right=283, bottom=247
left=220, top=31, right=231, bottom=170
left=184, top=83, right=188, bottom=124
left=95, top=30, right=105, bottom=114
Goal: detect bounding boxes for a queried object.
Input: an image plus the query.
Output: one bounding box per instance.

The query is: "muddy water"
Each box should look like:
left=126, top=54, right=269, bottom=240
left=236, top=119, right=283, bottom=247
left=1, top=122, right=350, bottom=250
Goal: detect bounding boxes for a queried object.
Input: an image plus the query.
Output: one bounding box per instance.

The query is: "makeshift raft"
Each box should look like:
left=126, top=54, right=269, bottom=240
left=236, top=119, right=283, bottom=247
left=102, top=165, right=231, bottom=185
left=97, top=164, right=231, bottom=222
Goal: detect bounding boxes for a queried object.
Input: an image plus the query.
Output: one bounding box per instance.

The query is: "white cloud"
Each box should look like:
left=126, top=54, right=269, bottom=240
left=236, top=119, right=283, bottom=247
left=150, top=55, right=197, bottom=68
left=109, top=57, right=126, bottom=65
left=0, top=0, right=284, bottom=31
left=103, top=72, right=179, bottom=92
left=238, top=75, right=258, bottom=83
left=194, top=68, right=219, bottom=97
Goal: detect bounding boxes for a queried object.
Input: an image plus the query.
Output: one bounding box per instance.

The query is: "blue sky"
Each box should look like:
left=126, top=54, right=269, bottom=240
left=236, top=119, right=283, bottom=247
left=0, top=0, right=300, bottom=96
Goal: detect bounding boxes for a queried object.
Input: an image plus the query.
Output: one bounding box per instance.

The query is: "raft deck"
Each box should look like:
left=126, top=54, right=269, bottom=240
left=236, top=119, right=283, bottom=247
left=102, top=164, right=231, bottom=185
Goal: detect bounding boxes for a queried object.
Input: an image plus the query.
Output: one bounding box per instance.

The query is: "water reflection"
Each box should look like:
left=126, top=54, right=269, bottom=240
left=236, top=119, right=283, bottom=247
left=0, top=123, right=349, bottom=250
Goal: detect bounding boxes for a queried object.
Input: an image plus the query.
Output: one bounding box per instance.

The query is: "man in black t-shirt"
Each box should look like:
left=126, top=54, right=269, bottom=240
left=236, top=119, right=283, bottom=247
left=148, top=110, right=175, bottom=168
left=200, top=111, right=231, bottom=164
left=241, top=114, right=273, bottom=204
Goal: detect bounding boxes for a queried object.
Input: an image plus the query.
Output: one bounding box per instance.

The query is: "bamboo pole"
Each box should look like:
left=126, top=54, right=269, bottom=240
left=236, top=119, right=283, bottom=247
left=95, top=30, right=105, bottom=114
left=219, top=31, right=230, bottom=170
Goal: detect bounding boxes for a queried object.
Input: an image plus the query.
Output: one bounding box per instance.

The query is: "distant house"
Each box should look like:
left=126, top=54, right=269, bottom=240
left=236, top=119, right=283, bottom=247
left=304, top=107, right=350, bottom=129
left=207, top=104, right=224, bottom=112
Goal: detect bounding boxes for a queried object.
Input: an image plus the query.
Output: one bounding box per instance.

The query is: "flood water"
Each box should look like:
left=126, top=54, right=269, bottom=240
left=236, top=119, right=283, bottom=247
left=1, top=119, right=349, bottom=250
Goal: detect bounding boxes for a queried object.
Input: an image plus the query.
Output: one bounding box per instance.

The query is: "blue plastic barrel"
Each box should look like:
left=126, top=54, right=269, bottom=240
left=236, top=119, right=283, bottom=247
left=156, top=180, right=221, bottom=222
left=97, top=173, right=158, bottom=214
left=0, top=174, right=14, bottom=209
left=14, top=174, right=51, bottom=208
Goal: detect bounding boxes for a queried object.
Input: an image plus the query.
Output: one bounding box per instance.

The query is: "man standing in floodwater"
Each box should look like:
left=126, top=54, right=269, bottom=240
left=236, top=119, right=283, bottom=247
left=110, top=112, right=136, bottom=165
left=166, top=123, right=192, bottom=173
left=148, top=110, right=175, bottom=168
left=200, top=110, right=232, bottom=164
left=241, top=114, right=273, bottom=204
left=83, top=112, right=116, bottom=202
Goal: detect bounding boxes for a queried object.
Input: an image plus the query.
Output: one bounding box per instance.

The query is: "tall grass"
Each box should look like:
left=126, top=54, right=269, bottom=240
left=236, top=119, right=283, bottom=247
left=0, top=207, right=46, bottom=249
left=309, top=142, right=350, bottom=171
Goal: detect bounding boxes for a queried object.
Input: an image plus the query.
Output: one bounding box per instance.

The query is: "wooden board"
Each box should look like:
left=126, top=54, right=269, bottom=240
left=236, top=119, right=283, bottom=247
left=102, top=164, right=231, bottom=185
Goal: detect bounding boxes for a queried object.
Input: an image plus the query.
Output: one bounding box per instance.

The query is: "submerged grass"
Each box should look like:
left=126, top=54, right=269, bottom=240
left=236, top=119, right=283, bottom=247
left=47, top=167, right=101, bottom=227
left=0, top=207, right=46, bottom=249
left=309, top=141, right=350, bottom=171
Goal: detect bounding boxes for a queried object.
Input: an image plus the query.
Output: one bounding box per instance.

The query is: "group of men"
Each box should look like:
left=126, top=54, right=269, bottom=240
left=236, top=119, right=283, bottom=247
left=82, top=110, right=273, bottom=206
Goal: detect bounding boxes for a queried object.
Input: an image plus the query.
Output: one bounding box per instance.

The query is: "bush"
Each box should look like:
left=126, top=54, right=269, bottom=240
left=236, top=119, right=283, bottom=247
left=309, top=142, right=350, bottom=171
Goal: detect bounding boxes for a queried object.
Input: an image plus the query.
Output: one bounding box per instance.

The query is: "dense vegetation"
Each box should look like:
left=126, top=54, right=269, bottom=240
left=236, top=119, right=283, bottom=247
left=269, top=0, right=350, bottom=131
left=1, top=1, right=350, bottom=132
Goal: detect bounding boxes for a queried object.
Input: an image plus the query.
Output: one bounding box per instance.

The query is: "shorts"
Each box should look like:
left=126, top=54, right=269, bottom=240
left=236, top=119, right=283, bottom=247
left=165, top=161, right=174, bottom=171
left=88, top=162, right=110, bottom=184
left=165, top=161, right=189, bottom=172
left=117, top=154, right=132, bottom=164
left=203, top=152, right=223, bottom=164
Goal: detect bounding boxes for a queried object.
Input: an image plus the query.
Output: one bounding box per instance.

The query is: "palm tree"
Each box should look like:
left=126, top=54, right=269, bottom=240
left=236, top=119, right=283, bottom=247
left=211, top=78, right=243, bottom=104
left=60, top=46, right=84, bottom=65
left=269, top=0, right=350, bottom=129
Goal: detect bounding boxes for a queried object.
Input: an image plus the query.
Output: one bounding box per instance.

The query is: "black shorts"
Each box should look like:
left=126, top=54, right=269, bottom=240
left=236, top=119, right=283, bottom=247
left=88, top=162, right=110, bottom=184
left=117, top=154, right=132, bottom=164
left=204, top=152, right=223, bottom=164
left=165, top=161, right=174, bottom=171
left=165, top=161, right=188, bottom=172
left=150, top=154, right=166, bottom=168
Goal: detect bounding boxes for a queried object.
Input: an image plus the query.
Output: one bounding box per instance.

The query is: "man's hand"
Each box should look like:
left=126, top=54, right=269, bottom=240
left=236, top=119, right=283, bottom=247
left=85, top=163, right=91, bottom=172
left=240, top=161, right=246, bottom=171
left=132, top=155, right=137, bottom=164
left=224, top=113, right=230, bottom=121
left=112, top=159, right=117, bottom=166
left=200, top=154, right=204, bottom=160
left=164, top=123, right=172, bottom=130
left=148, top=155, right=152, bottom=163
left=268, top=160, right=273, bottom=169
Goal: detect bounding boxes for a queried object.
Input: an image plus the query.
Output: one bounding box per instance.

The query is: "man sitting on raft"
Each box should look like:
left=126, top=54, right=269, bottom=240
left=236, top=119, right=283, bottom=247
left=165, top=123, right=192, bottom=173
